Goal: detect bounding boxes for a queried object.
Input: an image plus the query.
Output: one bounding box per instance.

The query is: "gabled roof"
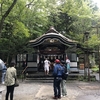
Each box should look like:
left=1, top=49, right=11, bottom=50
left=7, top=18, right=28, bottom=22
left=29, top=27, right=77, bottom=47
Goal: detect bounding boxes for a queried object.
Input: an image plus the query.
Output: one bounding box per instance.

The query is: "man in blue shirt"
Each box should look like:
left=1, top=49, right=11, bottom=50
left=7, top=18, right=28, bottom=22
left=53, top=59, right=64, bottom=99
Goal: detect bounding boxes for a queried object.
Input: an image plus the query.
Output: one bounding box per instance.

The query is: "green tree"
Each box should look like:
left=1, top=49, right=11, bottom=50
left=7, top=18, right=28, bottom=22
left=0, top=20, right=30, bottom=63
left=0, top=0, right=17, bottom=37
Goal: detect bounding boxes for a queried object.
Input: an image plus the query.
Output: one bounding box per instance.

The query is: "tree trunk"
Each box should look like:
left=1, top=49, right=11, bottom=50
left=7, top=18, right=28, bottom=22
left=0, top=0, right=17, bottom=37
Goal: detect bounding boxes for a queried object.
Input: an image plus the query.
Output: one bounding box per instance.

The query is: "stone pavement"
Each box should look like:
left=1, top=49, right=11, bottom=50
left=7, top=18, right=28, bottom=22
left=1, top=79, right=100, bottom=100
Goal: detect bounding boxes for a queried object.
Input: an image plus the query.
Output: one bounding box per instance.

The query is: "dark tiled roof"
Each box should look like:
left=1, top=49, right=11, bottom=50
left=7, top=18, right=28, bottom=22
left=29, top=27, right=77, bottom=47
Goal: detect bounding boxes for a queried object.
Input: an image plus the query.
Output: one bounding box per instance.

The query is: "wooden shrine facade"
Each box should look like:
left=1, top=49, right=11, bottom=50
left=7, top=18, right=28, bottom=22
left=16, top=27, right=79, bottom=73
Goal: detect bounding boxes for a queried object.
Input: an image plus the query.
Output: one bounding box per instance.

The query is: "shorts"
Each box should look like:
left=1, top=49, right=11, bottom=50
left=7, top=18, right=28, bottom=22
left=44, top=65, right=49, bottom=71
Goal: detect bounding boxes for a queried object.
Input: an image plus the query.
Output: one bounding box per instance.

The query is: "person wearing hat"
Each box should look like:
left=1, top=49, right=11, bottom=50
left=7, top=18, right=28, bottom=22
left=5, top=62, right=17, bottom=100
left=52, top=59, right=64, bottom=99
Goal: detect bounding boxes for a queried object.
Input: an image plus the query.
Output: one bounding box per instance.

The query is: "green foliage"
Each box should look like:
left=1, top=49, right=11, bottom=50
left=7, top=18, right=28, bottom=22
left=88, top=34, right=100, bottom=48
left=78, top=75, right=85, bottom=81
left=91, top=65, right=99, bottom=73
left=13, top=20, right=29, bottom=37
left=0, top=20, right=30, bottom=61
left=78, top=75, right=96, bottom=82
left=76, top=48, right=84, bottom=55
left=0, top=0, right=100, bottom=62
left=0, top=37, right=14, bottom=61
left=12, top=20, right=30, bottom=54
left=0, top=38, right=11, bottom=53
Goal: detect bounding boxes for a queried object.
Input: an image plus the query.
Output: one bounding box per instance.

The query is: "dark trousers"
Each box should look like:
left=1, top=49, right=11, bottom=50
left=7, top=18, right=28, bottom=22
left=5, top=85, right=14, bottom=100
left=53, top=78, right=61, bottom=97
left=22, top=68, right=26, bottom=79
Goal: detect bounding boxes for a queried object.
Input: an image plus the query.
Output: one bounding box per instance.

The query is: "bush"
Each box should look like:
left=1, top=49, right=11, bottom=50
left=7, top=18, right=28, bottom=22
left=78, top=75, right=96, bottom=81
left=91, top=65, right=99, bottom=73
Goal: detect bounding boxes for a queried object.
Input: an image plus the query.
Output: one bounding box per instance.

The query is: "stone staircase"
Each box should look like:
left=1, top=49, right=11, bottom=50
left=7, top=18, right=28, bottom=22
left=25, top=71, right=80, bottom=81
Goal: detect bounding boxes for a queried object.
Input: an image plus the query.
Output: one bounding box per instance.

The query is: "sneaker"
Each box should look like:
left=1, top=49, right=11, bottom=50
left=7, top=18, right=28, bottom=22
left=61, top=95, right=67, bottom=98
left=2, top=82, right=5, bottom=84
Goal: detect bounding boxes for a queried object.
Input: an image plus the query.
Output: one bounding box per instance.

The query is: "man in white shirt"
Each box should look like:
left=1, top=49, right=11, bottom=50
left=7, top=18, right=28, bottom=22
left=44, top=58, right=50, bottom=75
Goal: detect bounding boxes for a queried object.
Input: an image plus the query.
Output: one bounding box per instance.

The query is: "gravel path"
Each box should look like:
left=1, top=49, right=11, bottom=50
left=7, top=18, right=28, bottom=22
left=1, top=80, right=100, bottom=100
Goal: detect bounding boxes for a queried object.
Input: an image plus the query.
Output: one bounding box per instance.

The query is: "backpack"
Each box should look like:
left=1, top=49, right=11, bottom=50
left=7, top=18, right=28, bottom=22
left=56, top=67, right=63, bottom=81
left=53, top=64, right=64, bottom=81
left=57, top=66, right=64, bottom=77
left=62, top=64, right=68, bottom=80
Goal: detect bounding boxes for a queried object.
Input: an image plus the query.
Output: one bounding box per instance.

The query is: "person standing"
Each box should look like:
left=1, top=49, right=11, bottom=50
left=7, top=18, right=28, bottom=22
left=44, top=58, right=50, bottom=75
left=1, top=61, right=7, bottom=84
left=5, top=62, right=17, bottom=100
left=66, top=57, right=70, bottom=73
left=22, top=60, right=27, bottom=78
left=60, top=60, right=68, bottom=97
left=53, top=59, right=64, bottom=99
left=22, top=60, right=27, bottom=70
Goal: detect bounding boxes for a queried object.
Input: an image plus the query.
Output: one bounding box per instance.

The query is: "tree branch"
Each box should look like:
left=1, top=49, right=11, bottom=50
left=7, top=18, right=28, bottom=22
left=25, top=0, right=34, bottom=8
left=0, top=0, right=17, bottom=37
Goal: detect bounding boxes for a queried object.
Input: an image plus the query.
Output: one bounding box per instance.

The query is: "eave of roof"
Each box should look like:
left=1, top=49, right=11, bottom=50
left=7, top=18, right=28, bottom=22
left=29, top=27, right=77, bottom=47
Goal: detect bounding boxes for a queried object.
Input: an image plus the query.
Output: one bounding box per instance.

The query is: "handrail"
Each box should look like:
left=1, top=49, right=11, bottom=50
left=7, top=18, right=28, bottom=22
left=21, top=66, right=28, bottom=81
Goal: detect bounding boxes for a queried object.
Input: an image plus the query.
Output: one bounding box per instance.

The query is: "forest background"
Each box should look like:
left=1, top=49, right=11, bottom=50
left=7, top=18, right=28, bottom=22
left=0, top=0, right=100, bottom=65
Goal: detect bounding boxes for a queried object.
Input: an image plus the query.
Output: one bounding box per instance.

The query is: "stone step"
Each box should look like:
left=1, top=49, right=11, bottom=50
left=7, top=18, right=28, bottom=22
left=26, top=77, right=53, bottom=80
left=25, top=72, right=80, bottom=80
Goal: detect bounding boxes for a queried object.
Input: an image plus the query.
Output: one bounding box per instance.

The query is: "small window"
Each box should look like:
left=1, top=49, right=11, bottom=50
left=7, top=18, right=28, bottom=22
left=71, top=53, right=77, bottom=62
left=33, top=54, right=37, bottom=62
left=17, top=54, right=26, bottom=61
left=67, top=53, right=77, bottom=62
left=27, top=54, right=37, bottom=62
left=28, top=54, right=33, bottom=61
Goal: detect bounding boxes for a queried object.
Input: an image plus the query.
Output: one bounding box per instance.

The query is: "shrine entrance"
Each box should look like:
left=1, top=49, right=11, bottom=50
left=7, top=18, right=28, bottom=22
left=37, top=35, right=66, bottom=71
left=27, top=27, right=78, bottom=73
